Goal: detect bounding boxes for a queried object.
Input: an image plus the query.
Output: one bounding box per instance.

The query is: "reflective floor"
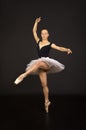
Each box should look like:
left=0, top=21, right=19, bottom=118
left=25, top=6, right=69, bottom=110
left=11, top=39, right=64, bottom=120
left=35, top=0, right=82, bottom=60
left=0, top=94, right=86, bottom=130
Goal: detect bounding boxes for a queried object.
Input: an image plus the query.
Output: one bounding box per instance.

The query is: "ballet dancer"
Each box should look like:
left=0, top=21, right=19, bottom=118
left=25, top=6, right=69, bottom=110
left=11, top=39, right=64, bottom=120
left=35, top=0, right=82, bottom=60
left=14, top=17, right=72, bottom=113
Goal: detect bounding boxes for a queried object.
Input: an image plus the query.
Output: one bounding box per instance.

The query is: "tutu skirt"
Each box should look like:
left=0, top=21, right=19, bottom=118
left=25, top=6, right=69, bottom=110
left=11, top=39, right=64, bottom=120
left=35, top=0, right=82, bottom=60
left=25, top=57, right=65, bottom=74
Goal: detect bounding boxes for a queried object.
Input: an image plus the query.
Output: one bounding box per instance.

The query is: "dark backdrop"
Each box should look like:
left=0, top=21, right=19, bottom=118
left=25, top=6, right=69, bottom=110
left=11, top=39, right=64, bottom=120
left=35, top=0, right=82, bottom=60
left=0, top=0, right=86, bottom=95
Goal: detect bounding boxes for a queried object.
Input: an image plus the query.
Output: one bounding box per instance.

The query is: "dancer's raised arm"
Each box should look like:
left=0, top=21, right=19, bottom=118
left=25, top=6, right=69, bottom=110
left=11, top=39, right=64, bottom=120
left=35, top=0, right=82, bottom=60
left=51, top=43, right=72, bottom=54
left=33, top=17, right=41, bottom=43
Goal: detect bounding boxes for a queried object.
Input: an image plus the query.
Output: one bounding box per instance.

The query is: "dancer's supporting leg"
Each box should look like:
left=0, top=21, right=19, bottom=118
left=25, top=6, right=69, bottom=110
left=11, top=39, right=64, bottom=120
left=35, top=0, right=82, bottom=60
left=14, top=61, right=50, bottom=84
left=39, top=71, right=51, bottom=113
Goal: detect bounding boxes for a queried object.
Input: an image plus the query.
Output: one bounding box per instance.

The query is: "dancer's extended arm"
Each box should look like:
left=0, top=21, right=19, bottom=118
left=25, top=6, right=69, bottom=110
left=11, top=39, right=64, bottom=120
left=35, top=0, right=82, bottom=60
left=33, top=17, right=41, bottom=43
left=51, top=43, right=72, bottom=54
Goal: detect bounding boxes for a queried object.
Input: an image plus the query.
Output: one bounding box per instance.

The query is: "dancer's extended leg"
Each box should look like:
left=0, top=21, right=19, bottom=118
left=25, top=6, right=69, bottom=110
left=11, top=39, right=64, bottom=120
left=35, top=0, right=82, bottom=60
left=14, top=61, right=50, bottom=85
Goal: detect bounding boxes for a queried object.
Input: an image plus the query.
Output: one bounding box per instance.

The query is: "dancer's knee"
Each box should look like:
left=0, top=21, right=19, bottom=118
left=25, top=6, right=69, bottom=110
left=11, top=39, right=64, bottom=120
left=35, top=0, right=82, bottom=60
left=35, top=61, right=42, bottom=67
left=37, top=61, right=43, bottom=66
left=41, top=81, right=47, bottom=88
left=38, top=61, right=49, bottom=69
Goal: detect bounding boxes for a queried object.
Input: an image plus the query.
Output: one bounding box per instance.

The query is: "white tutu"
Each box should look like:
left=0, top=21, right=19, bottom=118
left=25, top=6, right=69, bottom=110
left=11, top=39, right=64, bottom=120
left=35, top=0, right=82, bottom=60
left=25, top=57, right=65, bottom=74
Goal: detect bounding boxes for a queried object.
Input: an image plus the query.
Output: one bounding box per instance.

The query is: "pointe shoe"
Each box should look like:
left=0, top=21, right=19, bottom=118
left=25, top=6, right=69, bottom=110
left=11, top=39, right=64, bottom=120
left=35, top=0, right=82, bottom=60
left=14, top=74, right=25, bottom=85
left=45, top=101, right=51, bottom=113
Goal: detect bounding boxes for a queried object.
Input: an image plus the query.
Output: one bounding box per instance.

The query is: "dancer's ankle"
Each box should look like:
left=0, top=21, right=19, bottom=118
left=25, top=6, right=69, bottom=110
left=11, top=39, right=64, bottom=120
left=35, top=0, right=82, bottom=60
left=45, top=100, right=50, bottom=104
left=22, top=73, right=26, bottom=78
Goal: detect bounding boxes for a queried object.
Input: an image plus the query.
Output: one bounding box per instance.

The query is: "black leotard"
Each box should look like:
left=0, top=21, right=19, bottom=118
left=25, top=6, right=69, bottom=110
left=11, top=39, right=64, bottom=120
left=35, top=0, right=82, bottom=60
left=37, top=40, right=52, bottom=58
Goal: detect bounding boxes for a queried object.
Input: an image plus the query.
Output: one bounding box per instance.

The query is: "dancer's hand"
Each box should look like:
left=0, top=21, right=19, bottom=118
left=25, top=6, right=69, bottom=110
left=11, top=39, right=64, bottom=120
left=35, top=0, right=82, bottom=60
left=67, top=48, right=72, bottom=55
left=35, top=17, right=41, bottom=23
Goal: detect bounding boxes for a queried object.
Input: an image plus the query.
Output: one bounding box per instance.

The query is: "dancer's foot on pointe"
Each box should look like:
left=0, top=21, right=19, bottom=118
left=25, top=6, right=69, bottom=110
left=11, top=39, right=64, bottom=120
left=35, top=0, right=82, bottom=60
left=14, top=74, right=26, bottom=85
left=45, top=100, right=51, bottom=113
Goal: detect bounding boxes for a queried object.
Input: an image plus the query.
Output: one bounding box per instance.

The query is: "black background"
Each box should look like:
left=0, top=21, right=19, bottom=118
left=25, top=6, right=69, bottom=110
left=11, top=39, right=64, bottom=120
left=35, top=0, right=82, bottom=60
left=0, top=0, right=86, bottom=130
left=0, top=0, right=86, bottom=95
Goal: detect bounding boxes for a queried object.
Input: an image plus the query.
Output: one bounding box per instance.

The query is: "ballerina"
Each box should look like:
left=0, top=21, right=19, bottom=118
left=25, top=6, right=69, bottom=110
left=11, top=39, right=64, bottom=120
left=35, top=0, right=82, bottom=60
left=14, top=17, right=72, bottom=113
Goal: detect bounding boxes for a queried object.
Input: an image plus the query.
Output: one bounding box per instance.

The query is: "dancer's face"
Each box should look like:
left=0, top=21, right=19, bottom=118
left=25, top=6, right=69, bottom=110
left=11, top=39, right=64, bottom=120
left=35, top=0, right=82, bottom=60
left=41, top=29, right=49, bottom=40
